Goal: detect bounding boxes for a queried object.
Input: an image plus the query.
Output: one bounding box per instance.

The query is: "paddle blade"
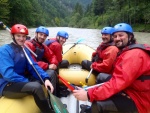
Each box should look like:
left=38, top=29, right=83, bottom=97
left=76, top=38, right=85, bottom=44
left=48, top=90, right=69, bottom=113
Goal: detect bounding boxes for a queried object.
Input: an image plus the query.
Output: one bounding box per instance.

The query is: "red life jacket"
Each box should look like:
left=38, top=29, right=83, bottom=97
left=92, top=42, right=115, bottom=62
left=30, top=39, right=45, bottom=61
left=119, top=44, right=150, bottom=81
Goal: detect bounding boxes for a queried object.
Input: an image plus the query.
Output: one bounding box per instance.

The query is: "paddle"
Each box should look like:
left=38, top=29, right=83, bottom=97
left=0, top=22, right=69, bottom=113
left=58, top=74, right=104, bottom=91
left=23, top=48, right=69, bottom=113
left=58, top=75, right=75, bottom=91
left=63, top=38, right=85, bottom=55
left=85, top=68, right=93, bottom=83
left=84, top=83, right=104, bottom=90
left=85, top=53, right=99, bottom=84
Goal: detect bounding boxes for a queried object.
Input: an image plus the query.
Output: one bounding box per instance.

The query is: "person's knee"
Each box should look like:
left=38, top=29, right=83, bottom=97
left=59, top=60, right=69, bottom=68
left=30, top=82, right=43, bottom=93
left=46, top=69, right=57, bottom=78
left=81, top=60, right=89, bottom=69
left=63, top=60, right=69, bottom=67
left=91, top=101, right=102, bottom=113
left=92, top=100, right=118, bottom=113
left=66, top=61, right=69, bottom=67
left=96, top=73, right=111, bottom=83
left=46, top=70, right=57, bottom=85
left=81, top=60, right=87, bottom=67
left=46, top=70, right=57, bottom=95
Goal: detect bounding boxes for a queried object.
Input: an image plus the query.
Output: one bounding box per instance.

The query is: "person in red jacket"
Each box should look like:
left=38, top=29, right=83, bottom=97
left=73, top=23, right=150, bottom=113
left=44, top=31, right=69, bottom=68
left=82, top=27, right=119, bottom=83
left=25, top=26, right=58, bottom=96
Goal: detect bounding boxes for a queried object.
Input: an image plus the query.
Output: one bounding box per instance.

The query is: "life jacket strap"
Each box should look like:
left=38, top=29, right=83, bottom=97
left=137, top=75, right=150, bottom=82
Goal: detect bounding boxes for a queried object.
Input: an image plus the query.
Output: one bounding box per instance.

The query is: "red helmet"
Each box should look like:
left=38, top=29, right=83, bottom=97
left=11, top=24, right=28, bottom=35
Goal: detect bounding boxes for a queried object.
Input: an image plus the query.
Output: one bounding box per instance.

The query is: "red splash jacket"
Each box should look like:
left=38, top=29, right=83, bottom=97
left=46, top=38, right=62, bottom=63
left=88, top=48, right=150, bottom=113
left=25, top=39, right=58, bottom=70
left=92, top=43, right=119, bottom=73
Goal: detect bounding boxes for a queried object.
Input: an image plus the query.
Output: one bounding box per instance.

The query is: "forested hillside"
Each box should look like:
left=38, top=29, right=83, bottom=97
left=0, top=0, right=73, bottom=27
left=0, top=0, right=150, bottom=31
left=69, top=0, right=150, bottom=31
left=0, top=0, right=91, bottom=27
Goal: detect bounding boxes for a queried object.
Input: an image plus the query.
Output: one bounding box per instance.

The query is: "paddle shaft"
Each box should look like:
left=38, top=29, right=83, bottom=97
left=85, top=68, right=93, bottom=83
left=23, top=47, right=60, bottom=112
left=22, top=47, right=45, bottom=84
left=24, top=44, right=38, bottom=58
left=63, top=43, right=76, bottom=55
left=85, top=51, right=100, bottom=83
left=84, top=83, right=104, bottom=90
left=58, top=75, right=75, bottom=91
left=63, top=38, right=85, bottom=55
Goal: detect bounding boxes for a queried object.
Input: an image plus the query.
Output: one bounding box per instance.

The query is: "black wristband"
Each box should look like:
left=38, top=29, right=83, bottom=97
left=44, top=77, right=50, bottom=82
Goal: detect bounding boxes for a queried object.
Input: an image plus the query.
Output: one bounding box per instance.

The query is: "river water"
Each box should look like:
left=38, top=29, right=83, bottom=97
left=0, top=27, right=150, bottom=49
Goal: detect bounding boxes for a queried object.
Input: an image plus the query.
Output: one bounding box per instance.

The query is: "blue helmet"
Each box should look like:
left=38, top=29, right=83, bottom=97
left=36, top=26, right=49, bottom=36
left=57, top=31, right=69, bottom=39
left=101, top=27, right=115, bottom=35
left=113, top=23, right=133, bottom=34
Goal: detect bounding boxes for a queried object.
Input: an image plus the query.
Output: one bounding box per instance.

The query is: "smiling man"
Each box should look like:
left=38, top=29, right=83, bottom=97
left=44, top=31, right=69, bottom=68
left=0, top=24, right=55, bottom=113
left=25, top=26, right=58, bottom=96
left=81, top=27, right=119, bottom=83
left=73, top=23, right=150, bottom=113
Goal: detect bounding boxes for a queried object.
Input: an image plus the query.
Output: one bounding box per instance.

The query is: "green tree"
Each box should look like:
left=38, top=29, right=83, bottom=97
left=93, top=0, right=105, bottom=15
left=74, top=2, right=83, bottom=16
left=0, top=0, right=10, bottom=24
left=54, top=17, right=61, bottom=26
left=78, top=17, right=90, bottom=28
left=68, top=13, right=81, bottom=27
left=29, top=0, right=44, bottom=26
left=8, top=0, right=34, bottom=26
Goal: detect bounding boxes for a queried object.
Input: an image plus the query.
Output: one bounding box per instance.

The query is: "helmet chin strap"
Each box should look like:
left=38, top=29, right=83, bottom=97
left=56, top=36, right=60, bottom=43
left=35, top=34, right=42, bottom=44
left=12, top=35, right=19, bottom=45
left=35, top=33, right=39, bottom=41
left=109, top=35, right=113, bottom=43
left=35, top=36, right=39, bottom=42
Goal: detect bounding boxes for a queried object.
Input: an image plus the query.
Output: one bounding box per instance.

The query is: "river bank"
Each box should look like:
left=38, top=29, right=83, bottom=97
left=96, top=24, right=150, bottom=33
